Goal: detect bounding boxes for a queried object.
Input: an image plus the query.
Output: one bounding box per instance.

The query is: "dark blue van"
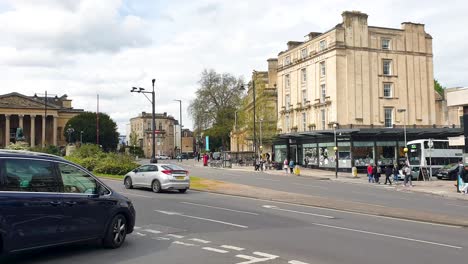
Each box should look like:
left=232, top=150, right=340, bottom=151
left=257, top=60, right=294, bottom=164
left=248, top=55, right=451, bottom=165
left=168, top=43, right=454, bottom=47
left=0, top=150, right=135, bottom=255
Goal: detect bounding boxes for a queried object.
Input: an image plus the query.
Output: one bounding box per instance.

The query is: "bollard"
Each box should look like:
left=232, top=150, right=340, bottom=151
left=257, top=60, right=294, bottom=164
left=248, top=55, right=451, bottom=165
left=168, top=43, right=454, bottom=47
left=294, top=165, right=301, bottom=176
left=352, top=166, right=358, bottom=178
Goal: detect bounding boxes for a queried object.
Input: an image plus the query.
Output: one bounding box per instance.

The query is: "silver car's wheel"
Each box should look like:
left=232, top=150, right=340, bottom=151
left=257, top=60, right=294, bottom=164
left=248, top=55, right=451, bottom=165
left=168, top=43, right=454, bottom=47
left=152, top=180, right=162, bottom=193
left=103, top=214, right=127, bottom=249
left=124, top=177, right=133, bottom=189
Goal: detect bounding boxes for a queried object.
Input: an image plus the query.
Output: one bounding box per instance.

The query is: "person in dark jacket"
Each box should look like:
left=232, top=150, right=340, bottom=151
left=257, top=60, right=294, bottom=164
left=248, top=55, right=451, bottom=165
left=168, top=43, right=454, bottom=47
left=393, top=164, right=400, bottom=184
left=373, top=165, right=380, bottom=184
left=384, top=165, right=393, bottom=185
left=461, top=165, right=468, bottom=194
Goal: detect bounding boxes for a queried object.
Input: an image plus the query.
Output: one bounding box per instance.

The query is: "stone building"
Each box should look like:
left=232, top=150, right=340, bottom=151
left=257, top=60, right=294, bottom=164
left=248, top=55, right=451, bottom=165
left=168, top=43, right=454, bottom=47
left=181, top=129, right=194, bottom=155
left=273, top=11, right=462, bottom=171
left=129, top=112, right=177, bottom=158
left=230, top=63, right=278, bottom=158
left=0, top=92, right=84, bottom=148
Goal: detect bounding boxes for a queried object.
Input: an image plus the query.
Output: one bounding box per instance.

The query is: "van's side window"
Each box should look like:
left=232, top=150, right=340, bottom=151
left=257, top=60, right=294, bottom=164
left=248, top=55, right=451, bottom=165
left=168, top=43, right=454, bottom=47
left=0, top=159, right=58, bottom=192
left=58, top=163, right=97, bottom=194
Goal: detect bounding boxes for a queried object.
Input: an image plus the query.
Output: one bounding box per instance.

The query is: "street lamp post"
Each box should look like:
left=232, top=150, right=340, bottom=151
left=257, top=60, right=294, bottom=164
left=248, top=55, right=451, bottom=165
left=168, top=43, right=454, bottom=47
left=239, top=71, right=257, bottom=162
left=131, top=79, right=157, bottom=163
left=259, top=118, right=263, bottom=155
left=235, top=110, right=240, bottom=160
left=333, top=123, right=338, bottom=179
left=34, top=91, right=59, bottom=146
left=174, top=99, right=183, bottom=159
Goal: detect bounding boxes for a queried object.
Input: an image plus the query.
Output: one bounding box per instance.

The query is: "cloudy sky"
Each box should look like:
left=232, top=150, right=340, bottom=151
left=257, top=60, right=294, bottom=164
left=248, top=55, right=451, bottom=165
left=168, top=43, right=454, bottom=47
left=0, top=0, right=466, bottom=134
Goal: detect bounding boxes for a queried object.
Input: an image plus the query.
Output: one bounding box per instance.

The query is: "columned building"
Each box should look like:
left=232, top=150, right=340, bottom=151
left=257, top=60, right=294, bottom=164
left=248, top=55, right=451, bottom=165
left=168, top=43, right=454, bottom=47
left=273, top=11, right=462, bottom=171
left=0, top=92, right=83, bottom=148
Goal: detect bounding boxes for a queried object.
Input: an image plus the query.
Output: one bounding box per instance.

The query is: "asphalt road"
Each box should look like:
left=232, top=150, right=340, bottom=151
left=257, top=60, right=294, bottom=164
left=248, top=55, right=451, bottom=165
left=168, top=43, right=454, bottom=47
left=6, top=178, right=468, bottom=264
left=175, top=160, right=468, bottom=219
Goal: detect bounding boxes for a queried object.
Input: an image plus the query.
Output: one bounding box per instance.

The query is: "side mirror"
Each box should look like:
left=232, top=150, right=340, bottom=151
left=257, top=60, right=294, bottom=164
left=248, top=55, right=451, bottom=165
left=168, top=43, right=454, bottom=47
left=133, top=168, right=139, bottom=173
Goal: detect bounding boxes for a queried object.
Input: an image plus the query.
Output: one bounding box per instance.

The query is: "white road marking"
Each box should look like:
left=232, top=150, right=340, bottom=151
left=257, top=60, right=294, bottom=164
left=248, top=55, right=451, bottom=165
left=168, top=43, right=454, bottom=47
left=120, top=192, right=153, bottom=198
left=135, top=232, right=147, bottom=237
left=133, top=226, right=142, bottom=230
left=446, top=203, right=468, bottom=208
left=309, top=222, right=462, bottom=249
left=155, top=210, right=248, bottom=228
left=221, top=245, right=245, bottom=251
left=189, top=238, right=211, bottom=244
left=166, top=234, right=185, bottom=239
left=173, top=241, right=196, bottom=246
left=235, top=251, right=279, bottom=264
left=153, top=237, right=171, bottom=241
left=180, top=202, right=259, bottom=215
left=262, top=205, right=335, bottom=219
left=196, top=191, right=461, bottom=228
left=143, top=229, right=161, bottom=234
left=202, top=247, right=229, bottom=253
left=289, top=260, right=309, bottom=264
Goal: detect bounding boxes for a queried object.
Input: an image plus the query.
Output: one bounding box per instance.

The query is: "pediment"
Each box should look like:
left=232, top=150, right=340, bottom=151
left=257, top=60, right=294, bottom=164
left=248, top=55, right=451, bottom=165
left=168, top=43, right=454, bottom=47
left=0, top=95, right=53, bottom=109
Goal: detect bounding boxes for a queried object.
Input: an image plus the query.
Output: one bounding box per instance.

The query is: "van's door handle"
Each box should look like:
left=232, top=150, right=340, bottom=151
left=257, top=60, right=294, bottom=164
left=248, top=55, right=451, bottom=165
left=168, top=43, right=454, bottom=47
left=65, top=201, right=77, bottom=206
left=49, top=201, right=62, bottom=206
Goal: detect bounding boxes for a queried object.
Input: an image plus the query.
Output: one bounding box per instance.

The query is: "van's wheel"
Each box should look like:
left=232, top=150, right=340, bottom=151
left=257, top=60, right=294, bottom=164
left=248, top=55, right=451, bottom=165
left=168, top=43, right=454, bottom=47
left=152, top=180, right=162, bottom=193
left=103, top=214, right=127, bottom=249
left=124, top=177, right=133, bottom=189
left=178, top=189, right=187, bottom=193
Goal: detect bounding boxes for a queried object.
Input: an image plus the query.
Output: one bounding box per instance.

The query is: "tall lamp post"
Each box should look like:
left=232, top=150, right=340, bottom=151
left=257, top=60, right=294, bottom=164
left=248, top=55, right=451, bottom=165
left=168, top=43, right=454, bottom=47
left=131, top=79, right=157, bottom=163
left=333, top=123, right=338, bottom=179
left=174, top=99, right=183, bottom=158
left=259, top=118, right=264, bottom=156
left=34, top=91, right=59, bottom=146
left=234, top=110, right=240, bottom=159
left=397, top=109, right=408, bottom=162
left=239, top=71, right=257, bottom=161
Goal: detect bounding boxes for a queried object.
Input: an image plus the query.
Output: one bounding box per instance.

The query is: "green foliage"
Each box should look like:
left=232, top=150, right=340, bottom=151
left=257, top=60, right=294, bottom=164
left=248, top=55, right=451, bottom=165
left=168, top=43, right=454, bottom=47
left=434, top=79, right=445, bottom=97
left=6, top=142, right=30, bottom=150
left=64, top=112, right=119, bottom=151
left=65, top=144, right=138, bottom=175
left=30, top=145, right=61, bottom=156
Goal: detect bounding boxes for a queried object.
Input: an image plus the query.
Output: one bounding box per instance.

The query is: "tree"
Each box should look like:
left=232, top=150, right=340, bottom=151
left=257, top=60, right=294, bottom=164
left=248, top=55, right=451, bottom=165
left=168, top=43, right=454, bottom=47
left=64, top=112, right=119, bottom=151
left=434, top=79, right=445, bottom=97
left=189, top=69, right=244, bottom=150
left=129, top=130, right=138, bottom=147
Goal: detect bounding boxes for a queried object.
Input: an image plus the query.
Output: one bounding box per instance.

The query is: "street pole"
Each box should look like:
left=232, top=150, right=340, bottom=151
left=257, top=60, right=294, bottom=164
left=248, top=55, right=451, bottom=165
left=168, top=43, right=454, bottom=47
left=174, top=100, right=182, bottom=158
left=333, top=123, right=338, bottom=179
left=80, top=131, right=83, bottom=143
left=151, top=79, right=156, bottom=163
left=260, top=118, right=263, bottom=155
left=253, top=78, right=257, bottom=159
left=235, top=111, right=239, bottom=160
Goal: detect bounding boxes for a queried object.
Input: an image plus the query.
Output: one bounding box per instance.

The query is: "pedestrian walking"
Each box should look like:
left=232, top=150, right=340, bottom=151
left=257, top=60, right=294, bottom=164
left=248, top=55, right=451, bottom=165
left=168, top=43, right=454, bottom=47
left=384, top=165, right=392, bottom=185
left=283, top=159, right=289, bottom=174
left=393, top=164, right=399, bottom=184
left=403, top=165, right=413, bottom=187
left=289, top=160, right=295, bottom=174
left=461, top=165, right=468, bottom=194
left=367, top=164, right=374, bottom=183
left=374, top=165, right=381, bottom=184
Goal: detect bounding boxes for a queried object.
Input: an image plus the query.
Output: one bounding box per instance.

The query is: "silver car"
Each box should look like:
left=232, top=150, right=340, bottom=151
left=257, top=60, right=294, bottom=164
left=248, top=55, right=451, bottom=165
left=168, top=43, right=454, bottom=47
left=124, top=164, right=190, bottom=193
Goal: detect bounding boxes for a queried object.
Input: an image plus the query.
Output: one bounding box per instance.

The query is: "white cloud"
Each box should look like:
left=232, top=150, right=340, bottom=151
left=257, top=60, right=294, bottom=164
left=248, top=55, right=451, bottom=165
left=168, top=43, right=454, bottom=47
left=0, top=0, right=467, bottom=135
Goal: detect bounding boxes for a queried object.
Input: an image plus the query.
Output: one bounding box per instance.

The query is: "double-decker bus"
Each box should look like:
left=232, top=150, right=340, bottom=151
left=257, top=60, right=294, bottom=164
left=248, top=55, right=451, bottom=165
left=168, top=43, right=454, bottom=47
left=407, top=139, right=463, bottom=174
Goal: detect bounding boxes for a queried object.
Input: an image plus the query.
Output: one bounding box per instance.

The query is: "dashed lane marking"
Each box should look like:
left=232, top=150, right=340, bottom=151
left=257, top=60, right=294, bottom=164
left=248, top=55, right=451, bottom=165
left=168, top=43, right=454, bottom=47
left=135, top=232, right=147, bottom=237
left=120, top=192, right=153, bottom=198
left=189, top=238, right=211, bottom=244
left=152, top=237, right=171, bottom=241
left=133, top=226, right=142, bottom=230
left=262, top=205, right=335, bottom=219
left=166, top=234, right=185, bottom=239
left=289, top=260, right=310, bottom=264
left=155, top=210, right=249, bottom=229
left=173, top=241, right=196, bottom=247
left=235, top=251, right=279, bottom=264
left=180, top=202, right=259, bottom=215
left=143, top=229, right=161, bottom=234
left=202, top=247, right=229, bottom=254
left=221, top=245, right=245, bottom=251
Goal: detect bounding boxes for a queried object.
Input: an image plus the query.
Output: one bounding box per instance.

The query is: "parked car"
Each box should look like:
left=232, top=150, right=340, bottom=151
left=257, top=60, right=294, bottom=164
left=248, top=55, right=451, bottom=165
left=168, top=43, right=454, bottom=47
left=156, top=154, right=170, bottom=160
left=124, top=164, right=190, bottom=193
left=176, top=153, right=189, bottom=160
left=436, top=163, right=459, bottom=180
left=0, top=150, right=135, bottom=256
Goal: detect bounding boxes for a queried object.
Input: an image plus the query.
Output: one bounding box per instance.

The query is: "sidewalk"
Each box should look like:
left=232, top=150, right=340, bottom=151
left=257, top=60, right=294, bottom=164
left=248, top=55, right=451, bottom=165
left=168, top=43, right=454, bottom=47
left=183, top=158, right=468, bottom=201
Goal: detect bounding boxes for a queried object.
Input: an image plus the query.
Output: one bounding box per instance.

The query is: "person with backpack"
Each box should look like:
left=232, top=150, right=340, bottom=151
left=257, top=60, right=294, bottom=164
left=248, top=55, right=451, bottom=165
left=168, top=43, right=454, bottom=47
left=384, top=165, right=393, bottom=185
left=289, top=160, right=295, bottom=174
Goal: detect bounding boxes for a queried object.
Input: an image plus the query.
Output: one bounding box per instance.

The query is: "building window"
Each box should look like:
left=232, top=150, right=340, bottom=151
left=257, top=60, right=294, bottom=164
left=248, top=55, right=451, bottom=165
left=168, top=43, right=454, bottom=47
left=321, top=109, right=326, bottom=130
left=301, top=48, right=308, bottom=59
left=285, top=115, right=290, bottom=132
left=383, top=60, right=392, bottom=75
left=319, top=40, right=327, bottom=51
left=384, top=108, right=393, bottom=128
left=301, top=68, right=307, bottom=83
left=381, top=38, right=391, bottom=50
left=320, top=61, right=326, bottom=77
left=320, top=84, right=326, bottom=103
left=285, top=56, right=291, bottom=65
left=285, top=74, right=290, bottom=91
left=302, top=89, right=307, bottom=105
left=302, top=113, right=307, bottom=131
left=285, top=94, right=290, bottom=110
left=383, top=83, right=392, bottom=98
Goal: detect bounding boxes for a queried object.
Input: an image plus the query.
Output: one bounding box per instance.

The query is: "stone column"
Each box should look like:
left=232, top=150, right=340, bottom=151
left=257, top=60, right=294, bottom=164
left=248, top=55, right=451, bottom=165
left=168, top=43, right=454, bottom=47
left=30, top=115, right=36, bottom=147
left=52, top=116, right=57, bottom=146
left=19, top=115, right=24, bottom=128
left=5, top=114, right=10, bottom=147
left=42, top=115, right=46, bottom=147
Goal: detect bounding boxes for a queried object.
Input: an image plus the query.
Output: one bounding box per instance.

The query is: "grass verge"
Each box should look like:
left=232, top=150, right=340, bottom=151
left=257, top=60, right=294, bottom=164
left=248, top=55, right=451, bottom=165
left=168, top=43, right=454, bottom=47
left=95, top=173, right=124, bottom=180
